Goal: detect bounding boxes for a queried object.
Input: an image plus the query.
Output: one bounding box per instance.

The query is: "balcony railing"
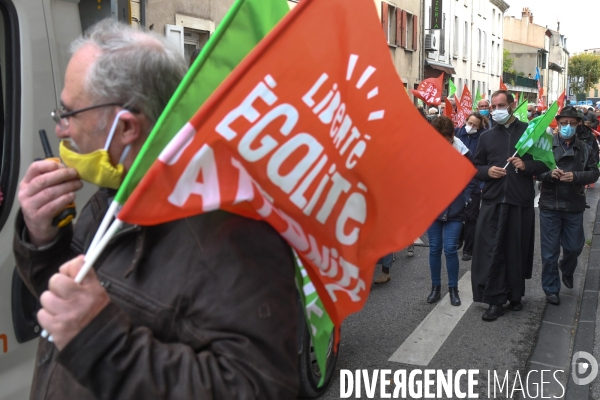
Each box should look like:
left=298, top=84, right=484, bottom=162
left=502, top=72, right=538, bottom=89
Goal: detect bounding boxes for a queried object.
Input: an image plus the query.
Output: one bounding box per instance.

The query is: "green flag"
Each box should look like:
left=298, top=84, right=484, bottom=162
left=115, top=0, right=290, bottom=205
left=472, top=89, right=482, bottom=111
left=448, top=79, right=456, bottom=98
left=525, top=129, right=556, bottom=170
left=516, top=101, right=559, bottom=169
left=513, top=98, right=529, bottom=123
left=294, top=254, right=334, bottom=387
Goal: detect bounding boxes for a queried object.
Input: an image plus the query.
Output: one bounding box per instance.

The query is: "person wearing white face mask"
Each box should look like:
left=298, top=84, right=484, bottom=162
left=470, top=90, right=550, bottom=321
left=527, top=104, right=540, bottom=121
left=455, top=113, right=487, bottom=261
left=536, top=106, right=599, bottom=306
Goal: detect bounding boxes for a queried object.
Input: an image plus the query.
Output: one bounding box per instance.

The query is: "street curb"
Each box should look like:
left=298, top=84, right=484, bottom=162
left=564, top=198, right=600, bottom=399
left=522, top=194, right=600, bottom=400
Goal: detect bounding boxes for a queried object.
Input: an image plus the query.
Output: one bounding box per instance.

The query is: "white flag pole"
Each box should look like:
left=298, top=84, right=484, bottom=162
left=88, top=201, right=120, bottom=253
left=75, top=219, right=123, bottom=283
left=41, top=218, right=124, bottom=341
left=503, top=150, right=519, bottom=169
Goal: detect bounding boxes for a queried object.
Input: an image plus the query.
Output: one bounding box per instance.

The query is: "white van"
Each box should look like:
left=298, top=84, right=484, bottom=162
left=0, top=1, right=337, bottom=398
left=0, top=0, right=92, bottom=398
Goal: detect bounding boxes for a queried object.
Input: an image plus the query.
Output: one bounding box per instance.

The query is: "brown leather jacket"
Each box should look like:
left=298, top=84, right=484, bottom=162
left=14, top=188, right=299, bottom=399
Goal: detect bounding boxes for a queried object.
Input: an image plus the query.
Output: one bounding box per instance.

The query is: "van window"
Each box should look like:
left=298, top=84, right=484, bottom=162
left=0, top=0, right=20, bottom=232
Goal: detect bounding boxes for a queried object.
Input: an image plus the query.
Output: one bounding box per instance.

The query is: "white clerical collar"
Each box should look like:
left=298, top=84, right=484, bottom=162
left=503, top=117, right=517, bottom=128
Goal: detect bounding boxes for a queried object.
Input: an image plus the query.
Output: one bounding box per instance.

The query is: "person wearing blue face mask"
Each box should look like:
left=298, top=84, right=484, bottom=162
left=476, top=99, right=492, bottom=128
left=537, top=106, right=600, bottom=306
left=470, top=90, right=550, bottom=321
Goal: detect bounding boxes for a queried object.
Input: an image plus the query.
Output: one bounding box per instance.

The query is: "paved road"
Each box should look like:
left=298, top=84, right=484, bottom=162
left=318, top=184, right=600, bottom=399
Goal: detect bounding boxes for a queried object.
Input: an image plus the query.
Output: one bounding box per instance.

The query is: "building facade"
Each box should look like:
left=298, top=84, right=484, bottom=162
left=129, top=0, right=423, bottom=97
left=130, top=0, right=300, bottom=63
left=503, top=8, right=571, bottom=106
left=423, top=0, right=509, bottom=103
left=106, top=1, right=578, bottom=111
left=546, top=27, right=569, bottom=104
left=376, top=0, right=423, bottom=104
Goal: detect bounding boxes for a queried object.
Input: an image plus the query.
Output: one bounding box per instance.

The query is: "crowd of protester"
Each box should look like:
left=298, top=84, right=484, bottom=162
left=374, top=91, right=600, bottom=321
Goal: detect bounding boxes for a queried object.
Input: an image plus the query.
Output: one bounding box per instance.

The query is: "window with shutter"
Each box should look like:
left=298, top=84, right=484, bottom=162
left=453, top=16, right=459, bottom=57
left=477, top=29, right=481, bottom=64
left=440, top=13, right=445, bottom=55
left=412, top=15, right=418, bottom=50
left=400, top=10, right=407, bottom=48
left=482, top=31, right=486, bottom=66
left=406, top=13, right=413, bottom=49
left=381, top=2, right=388, bottom=43
left=165, top=24, right=184, bottom=56
left=463, top=21, right=468, bottom=60
left=395, top=7, right=401, bottom=46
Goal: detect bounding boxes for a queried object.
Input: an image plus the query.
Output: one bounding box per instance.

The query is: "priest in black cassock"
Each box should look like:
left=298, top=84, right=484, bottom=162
left=471, top=90, right=550, bottom=321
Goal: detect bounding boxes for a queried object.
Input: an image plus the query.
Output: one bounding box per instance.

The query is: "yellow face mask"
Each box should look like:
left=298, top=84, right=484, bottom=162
left=59, top=110, right=131, bottom=190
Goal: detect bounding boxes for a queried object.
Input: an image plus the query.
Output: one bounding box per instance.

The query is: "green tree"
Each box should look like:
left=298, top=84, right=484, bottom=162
left=503, top=49, right=514, bottom=72
left=569, top=53, right=600, bottom=94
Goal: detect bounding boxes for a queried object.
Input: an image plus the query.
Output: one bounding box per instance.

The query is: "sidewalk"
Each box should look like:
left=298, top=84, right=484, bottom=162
left=522, top=186, right=600, bottom=399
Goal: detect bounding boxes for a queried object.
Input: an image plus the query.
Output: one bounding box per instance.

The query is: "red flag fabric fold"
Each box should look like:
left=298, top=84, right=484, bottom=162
left=410, top=74, right=444, bottom=106
left=454, top=85, right=472, bottom=127
left=549, top=91, right=566, bottom=130
left=444, top=97, right=454, bottom=119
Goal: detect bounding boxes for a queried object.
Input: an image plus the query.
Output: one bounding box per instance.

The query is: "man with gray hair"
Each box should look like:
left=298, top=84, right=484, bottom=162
left=13, top=20, right=299, bottom=399
left=476, top=98, right=491, bottom=128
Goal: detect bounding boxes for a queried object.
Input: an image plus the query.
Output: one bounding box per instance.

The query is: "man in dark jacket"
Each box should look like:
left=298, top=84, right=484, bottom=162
left=584, top=106, right=599, bottom=130
left=537, top=107, right=599, bottom=305
left=471, top=90, right=550, bottom=321
left=576, top=110, right=600, bottom=165
left=13, top=20, right=299, bottom=400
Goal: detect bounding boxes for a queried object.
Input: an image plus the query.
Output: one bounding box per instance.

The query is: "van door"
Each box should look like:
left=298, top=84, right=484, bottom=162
left=0, top=0, right=84, bottom=399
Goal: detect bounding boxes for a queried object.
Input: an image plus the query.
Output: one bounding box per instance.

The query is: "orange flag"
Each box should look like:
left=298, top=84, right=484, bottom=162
left=500, top=77, right=508, bottom=91
left=411, top=74, right=444, bottom=106
left=119, top=0, right=475, bottom=328
left=537, top=92, right=546, bottom=111
left=549, top=91, right=566, bottom=130
left=452, top=94, right=462, bottom=126
left=444, top=97, right=454, bottom=120
left=455, top=84, right=472, bottom=127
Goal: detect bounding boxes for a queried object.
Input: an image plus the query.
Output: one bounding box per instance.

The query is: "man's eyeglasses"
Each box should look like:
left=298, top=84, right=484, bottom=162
left=559, top=121, right=578, bottom=127
left=51, top=102, right=126, bottom=130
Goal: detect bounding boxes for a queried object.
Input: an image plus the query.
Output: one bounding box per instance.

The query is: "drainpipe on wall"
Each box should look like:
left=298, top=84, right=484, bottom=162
left=420, top=0, right=425, bottom=83
left=140, top=0, right=146, bottom=28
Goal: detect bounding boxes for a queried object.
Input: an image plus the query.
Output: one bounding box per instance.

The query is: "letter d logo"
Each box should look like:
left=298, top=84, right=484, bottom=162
left=572, top=351, right=598, bottom=385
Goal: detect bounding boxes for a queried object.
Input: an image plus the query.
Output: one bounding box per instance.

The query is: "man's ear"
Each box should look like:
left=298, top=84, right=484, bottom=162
left=117, top=111, right=142, bottom=146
